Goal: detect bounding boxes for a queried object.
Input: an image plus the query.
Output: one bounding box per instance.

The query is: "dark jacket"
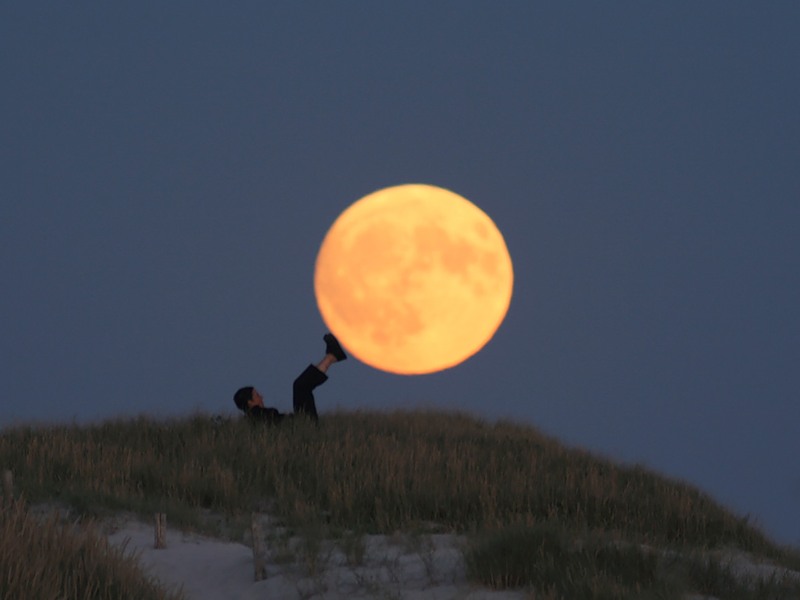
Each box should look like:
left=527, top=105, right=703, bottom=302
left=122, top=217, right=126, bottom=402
left=245, top=406, right=288, bottom=425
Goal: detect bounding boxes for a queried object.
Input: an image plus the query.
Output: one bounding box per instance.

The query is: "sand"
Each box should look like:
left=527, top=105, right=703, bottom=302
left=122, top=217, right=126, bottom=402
left=104, top=514, right=800, bottom=600
left=105, top=516, right=527, bottom=600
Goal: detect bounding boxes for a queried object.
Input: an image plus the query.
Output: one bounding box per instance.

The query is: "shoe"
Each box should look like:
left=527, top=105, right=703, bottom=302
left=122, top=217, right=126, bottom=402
left=324, top=333, right=347, bottom=361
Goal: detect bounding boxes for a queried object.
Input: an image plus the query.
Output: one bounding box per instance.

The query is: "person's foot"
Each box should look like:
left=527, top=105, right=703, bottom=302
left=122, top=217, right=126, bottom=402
left=324, top=333, right=347, bottom=361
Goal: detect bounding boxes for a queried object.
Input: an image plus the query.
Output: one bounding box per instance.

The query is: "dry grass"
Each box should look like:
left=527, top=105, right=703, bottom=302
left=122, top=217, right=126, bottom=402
left=0, top=499, right=183, bottom=600
left=2, top=408, right=799, bottom=599
left=0, top=411, right=782, bottom=548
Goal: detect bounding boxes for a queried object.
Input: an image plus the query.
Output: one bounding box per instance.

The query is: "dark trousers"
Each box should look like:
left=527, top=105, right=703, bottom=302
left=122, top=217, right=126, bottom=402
left=293, top=364, right=328, bottom=422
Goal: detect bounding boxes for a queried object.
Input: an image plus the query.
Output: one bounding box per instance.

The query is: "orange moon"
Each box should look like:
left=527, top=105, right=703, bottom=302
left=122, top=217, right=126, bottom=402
left=314, top=184, right=514, bottom=375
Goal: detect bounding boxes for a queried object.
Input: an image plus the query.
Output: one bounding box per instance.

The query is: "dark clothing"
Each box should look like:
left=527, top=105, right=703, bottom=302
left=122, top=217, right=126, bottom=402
left=245, top=405, right=286, bottom=425
left=292, top=364, right=328, bottom=422
left=245, top=364, right=328, bottom=425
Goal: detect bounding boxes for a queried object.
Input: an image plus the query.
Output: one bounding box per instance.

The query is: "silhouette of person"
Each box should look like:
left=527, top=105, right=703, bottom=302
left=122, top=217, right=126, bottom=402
left=233, top=333, right=347, bottom=424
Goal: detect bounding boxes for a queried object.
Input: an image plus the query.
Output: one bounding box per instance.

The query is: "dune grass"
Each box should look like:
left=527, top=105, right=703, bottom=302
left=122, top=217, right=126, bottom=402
left=465, top=522, right=800, bottom=600
left=2, top=409, right=799, bottom=599
left=0, top=499, right=183, bottom=600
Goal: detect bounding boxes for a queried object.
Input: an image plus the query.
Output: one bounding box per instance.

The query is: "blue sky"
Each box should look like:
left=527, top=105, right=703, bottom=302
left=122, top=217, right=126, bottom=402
left=2, top=3, right=799, bottom=546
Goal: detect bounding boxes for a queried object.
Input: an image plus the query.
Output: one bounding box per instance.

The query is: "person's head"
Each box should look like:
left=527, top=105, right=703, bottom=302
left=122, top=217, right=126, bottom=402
left=233, top=386, right=264, bottom=412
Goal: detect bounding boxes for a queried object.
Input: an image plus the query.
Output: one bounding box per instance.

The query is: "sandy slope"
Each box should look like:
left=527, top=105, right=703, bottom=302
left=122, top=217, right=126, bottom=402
left=105, top=516, right=527, bottom=600
left=104, top=515, right=800, bottom=600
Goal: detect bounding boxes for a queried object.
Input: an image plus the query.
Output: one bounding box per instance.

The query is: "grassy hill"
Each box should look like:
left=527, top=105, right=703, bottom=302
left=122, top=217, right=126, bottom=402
left=2, top=409, right=799, bottom=599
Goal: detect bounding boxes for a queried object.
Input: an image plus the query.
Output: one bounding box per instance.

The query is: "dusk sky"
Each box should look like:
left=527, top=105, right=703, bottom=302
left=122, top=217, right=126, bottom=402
left=2, top=3, right=798, bottom=546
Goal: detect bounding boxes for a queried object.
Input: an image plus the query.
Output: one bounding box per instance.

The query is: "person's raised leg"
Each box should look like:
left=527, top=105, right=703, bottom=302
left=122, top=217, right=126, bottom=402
left=293, top=333, right=347, bottom=422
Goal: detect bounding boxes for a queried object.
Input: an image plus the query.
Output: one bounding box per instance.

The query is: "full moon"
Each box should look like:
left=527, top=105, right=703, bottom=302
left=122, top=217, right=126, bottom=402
left=314, top=184, right=514, bottom=375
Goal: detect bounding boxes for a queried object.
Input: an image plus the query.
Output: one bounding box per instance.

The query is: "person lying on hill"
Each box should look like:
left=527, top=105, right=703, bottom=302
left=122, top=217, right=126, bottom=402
left=233, top=333, right=347, bottom=424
